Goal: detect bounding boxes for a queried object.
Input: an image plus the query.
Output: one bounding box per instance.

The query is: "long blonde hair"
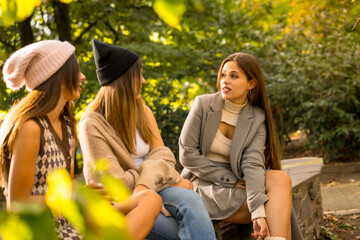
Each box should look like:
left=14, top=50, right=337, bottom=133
left=85, top=58, right=153, bottom=154
left=0, top=54, right=80, bottom=186
left=217, top=53, right=281, bottom=170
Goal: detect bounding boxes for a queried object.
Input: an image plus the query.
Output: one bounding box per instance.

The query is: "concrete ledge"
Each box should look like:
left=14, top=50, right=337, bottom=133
left=214, top=157, right=324, bottom=240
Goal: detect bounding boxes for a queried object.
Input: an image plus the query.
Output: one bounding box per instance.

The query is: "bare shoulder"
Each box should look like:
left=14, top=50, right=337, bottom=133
left=143, top=105, right=156, bottom=121
left=18, top=119, right=41, bottom=137
left=143, top=105, right=153, bottom=115
left=14, top=119, right=41, bottom=150
left=12, top=119, right=40, bottom=159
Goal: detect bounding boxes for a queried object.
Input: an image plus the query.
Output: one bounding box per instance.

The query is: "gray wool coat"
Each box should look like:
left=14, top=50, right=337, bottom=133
left=179, top=92, right=305, bottom=240
left=179, top=92, right=268, bottom=219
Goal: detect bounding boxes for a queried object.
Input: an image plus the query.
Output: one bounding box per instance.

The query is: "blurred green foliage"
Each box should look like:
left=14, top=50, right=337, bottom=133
left=0, top=0, right=360, bottom=163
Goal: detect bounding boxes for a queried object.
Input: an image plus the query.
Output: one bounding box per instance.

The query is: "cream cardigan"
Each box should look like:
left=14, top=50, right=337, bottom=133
left=79, top=112, right=182, bottom=192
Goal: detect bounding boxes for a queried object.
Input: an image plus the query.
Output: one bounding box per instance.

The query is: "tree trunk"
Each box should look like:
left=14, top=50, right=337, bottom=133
left=18, top=16, right=34, bottom=47
left=54, top=0, right=71, bottom=42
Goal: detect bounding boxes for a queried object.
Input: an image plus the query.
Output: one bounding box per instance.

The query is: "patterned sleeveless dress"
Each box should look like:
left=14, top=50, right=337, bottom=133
left=32, top=114, right=82, bottom=240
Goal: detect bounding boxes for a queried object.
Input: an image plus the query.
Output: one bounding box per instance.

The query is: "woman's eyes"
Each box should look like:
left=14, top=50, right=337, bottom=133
left=221, top=73, right=238, bottom=79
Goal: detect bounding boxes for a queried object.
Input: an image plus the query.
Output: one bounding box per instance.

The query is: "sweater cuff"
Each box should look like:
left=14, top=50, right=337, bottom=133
left=251, top=204, right=266, bottom=221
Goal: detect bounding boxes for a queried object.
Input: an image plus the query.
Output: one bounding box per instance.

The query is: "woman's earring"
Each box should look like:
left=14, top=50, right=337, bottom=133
left=248, top=89, right=252, bottom=98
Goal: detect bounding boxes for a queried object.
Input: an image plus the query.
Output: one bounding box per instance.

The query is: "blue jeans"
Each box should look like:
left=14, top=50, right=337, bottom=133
left=147, top=187, right=216, bottom=240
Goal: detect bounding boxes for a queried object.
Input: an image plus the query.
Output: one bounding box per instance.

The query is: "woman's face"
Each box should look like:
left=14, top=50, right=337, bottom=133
left=220, top=61, right=255, bottom=105
left=64, top=71, right=86, bottom=101
left=137, top=71, right=146, bottom=99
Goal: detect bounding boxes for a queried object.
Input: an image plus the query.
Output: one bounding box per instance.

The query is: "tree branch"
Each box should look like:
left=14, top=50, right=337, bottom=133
left=103, top=21, right=119, bottom=43
left=73, top=21, right=98, bottom=45
left=0, top=39, right=16, bottom=51
left=352, top=17, right=360, bottom=30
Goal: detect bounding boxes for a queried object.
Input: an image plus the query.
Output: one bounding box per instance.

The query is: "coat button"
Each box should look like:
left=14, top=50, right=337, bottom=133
left=226, top=178, right=230, bottom=182
left=220, top=177, right=225, bottom=181
left=67, top=156, right=71, bottom=160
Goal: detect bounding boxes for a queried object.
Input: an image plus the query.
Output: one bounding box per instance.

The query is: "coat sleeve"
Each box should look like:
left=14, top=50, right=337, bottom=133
left=179, top=96, right=238, bottom=187
left=78, top=117, right=139, bottom=190
left=137, top=146, right=182, bottom=192
left=241, top=120, right=269, bottom=212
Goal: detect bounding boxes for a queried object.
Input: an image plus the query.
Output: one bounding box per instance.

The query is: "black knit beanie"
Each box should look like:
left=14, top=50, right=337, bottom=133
left=91, top=39, right=139, bottom=86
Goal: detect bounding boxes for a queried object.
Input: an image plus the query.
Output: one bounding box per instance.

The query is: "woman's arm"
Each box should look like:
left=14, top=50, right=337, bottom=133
left=78, top=117, right=139, bottom=190
left=7, top=120, right=44, bottom=209
left=179, top=96, right=238, bottom=187
left=241, top=121, right=268, bottom=213
left=144, top=106, right=164, bottom=151
left=135, top=106, right=182, bottom=192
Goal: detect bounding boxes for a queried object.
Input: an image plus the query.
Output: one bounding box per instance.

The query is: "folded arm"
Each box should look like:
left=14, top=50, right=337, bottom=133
left=79, top=117, right=139, bottom=190
left=179, top=96, right=238, bottom=187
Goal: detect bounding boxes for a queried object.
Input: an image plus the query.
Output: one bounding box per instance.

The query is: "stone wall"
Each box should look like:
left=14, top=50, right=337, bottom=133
left=292, top=175, right=323, bottom=240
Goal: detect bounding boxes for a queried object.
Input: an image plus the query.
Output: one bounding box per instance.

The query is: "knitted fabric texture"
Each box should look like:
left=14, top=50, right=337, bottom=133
left=91, top=39, right=139, bottom=86
left=221, top=100, right=247, bottom=126
left=207, top=100, right=247, bottom=163
left=3, top=40, right=75, bottom=91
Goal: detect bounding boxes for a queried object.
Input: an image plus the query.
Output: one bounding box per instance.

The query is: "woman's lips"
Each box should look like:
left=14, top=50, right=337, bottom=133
left=222, top=87, right=231, bottom=93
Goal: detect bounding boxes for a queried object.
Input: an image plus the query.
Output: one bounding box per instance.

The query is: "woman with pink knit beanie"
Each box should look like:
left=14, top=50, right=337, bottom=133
left=0, top=40, right=85, bottom=239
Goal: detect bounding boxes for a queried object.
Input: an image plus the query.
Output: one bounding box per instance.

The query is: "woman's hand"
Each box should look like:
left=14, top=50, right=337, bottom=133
left=252, top=217, right=270, bottom=240
left=86, top=182, right=114, bottom=200
left=170, top=178, right=194, bottom=191
left=134, top=184, right=149, bottom=194
left=234, top=180, right=246, bottom=189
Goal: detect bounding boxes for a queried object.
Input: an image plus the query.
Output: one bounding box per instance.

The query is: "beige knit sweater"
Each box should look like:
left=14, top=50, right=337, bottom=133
left=78, top=112, right=182, bottom=192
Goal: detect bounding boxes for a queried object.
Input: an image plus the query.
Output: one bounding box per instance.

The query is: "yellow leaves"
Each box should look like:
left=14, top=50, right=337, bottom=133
left=284, top=26, right=291, bottom=34
left=0, top=0, right=73, bottom=27
left=101, top=175, right=131, bottom=202
left=59, top=0, right=72, bottom=4
left=94, top=159, right=131, bottom=202
left=0, top=0, right=37, bottom=26
left=34, top=0, right=41, bottom=7
left=77, top=183, right=128, bottom=232
left=153, top=0, right=186, bottom=27
left=150, top=31, right=160, bottom=42
left=45, top=169, right=85, bottom=233
left=45, top=165, right=131, bottom=239
left=0, top=214, right=33, bottom=240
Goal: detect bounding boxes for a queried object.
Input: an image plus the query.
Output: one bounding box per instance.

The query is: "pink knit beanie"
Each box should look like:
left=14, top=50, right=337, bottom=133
left=3, top=40, right=75, bottom=91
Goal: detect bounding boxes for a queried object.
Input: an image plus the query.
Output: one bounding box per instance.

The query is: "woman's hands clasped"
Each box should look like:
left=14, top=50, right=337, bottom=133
left=234, top=180, right=246, bottom=189
left=252, top=217, right=270, bottom=240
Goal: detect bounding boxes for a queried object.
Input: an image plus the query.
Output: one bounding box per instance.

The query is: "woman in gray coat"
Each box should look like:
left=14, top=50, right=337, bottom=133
left=180, top=53, right=295, bottom=240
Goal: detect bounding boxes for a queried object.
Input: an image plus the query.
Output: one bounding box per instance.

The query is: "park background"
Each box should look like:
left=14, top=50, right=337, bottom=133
left=0, top=0, right=359, bottom=239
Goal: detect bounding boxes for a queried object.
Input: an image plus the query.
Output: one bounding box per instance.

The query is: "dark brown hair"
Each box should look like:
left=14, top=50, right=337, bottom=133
left=217, top=52, right=281, bottom=170
left=0, top=54, right=80, bottom=185
left=85, top=58, right=153, bottom=154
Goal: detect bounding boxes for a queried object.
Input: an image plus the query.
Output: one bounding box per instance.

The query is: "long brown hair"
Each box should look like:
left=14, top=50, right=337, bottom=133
left=0, top=54, right=80, bottom=186
left=217, top=52, right=281, bottom=170
left=84, top=58, right=153, bottom=154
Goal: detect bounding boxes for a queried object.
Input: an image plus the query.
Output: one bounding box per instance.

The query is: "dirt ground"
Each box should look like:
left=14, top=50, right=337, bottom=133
left=319, top=214, right=360, bottom=240
left=283, top=140, right=360, bottom=240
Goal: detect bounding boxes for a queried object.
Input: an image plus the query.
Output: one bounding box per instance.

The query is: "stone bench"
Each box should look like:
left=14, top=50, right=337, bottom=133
left=213, top=157, right=324, bottom=240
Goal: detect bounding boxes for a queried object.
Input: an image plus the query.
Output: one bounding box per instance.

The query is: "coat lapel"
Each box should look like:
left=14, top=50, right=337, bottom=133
left=201, top=92, right=223, bottom=156
left=230, top=104, right=253, bottom=176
